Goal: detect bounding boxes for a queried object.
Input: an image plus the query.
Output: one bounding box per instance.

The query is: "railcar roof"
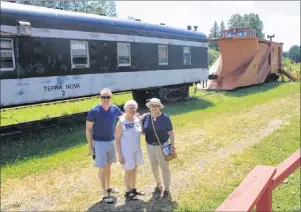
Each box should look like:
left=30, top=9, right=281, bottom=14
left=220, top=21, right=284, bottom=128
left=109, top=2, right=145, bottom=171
left=1, top=2, right=207, bottom=40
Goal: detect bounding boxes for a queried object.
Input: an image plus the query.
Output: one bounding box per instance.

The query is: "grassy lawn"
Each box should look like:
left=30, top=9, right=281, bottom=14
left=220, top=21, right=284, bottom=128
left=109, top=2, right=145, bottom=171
left=175, top=115, right=300, bottom=211
left=1, top=81, right=300, bottom=211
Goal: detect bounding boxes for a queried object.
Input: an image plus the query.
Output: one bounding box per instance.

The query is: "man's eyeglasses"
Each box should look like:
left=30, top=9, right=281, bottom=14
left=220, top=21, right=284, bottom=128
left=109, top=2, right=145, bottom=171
left=101, top=96, right=111, bottom=99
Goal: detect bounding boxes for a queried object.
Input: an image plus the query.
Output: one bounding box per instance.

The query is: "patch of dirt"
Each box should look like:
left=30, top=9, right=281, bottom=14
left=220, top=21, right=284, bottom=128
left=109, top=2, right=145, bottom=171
left=259, top=119, right=289, bottom=137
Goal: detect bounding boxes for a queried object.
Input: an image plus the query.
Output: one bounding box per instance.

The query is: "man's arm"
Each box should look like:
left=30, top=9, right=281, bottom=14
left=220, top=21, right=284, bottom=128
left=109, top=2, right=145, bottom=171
left=118, top=112, right=125, bottom=119
left=86, top=120, right=94, bottom=155
left=116, top=106, right=124, bottom=119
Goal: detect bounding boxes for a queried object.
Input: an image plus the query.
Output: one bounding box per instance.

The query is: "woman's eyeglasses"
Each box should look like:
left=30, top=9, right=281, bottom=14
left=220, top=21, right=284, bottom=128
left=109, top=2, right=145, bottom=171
left=150, top=105, right=159, bottom=108
left=101, top=96, right=111, bottom=99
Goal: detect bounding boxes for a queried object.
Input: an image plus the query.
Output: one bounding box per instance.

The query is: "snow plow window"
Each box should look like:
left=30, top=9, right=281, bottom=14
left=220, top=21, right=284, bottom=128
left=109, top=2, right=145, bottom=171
left=158, top=45, right=168, bottom=65
left=0, top=38, right=15, bottom=71
left=70, top=40, right=90, bottom=69
left=183, top=47, right=191, bottom=65
left=117, top=43, right=131, bottom=67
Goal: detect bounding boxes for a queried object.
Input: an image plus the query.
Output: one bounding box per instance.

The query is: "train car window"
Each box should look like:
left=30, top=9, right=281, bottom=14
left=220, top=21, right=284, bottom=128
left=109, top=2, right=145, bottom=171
left=70, top=40, right=90, bottom=69
left=226, top=32, right=232, bottom=37
left=117, top=43, right=131, bottom=67
left=158, top=45, right=168, bottom=65
left=0, top=38, right=15, bottom=71
left=183, top=47, right=191, bottom=65
left=237, top=32, right=244, bottom=36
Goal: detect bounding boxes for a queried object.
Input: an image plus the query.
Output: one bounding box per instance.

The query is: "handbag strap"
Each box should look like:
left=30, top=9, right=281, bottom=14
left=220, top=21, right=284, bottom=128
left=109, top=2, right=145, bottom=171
left=150, top=114, right=163, bottom=147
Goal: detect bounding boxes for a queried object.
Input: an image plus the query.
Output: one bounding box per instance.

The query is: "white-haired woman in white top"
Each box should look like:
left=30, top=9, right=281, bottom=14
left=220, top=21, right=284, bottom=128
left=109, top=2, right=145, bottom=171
left=115, top=100, right=145, bottom=200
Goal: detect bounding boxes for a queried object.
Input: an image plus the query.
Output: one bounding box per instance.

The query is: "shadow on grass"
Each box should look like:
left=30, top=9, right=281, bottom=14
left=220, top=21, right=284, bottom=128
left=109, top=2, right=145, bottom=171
left=87, top=193, right=178, bottom=212
left=222, top=81, right=282, bottom=97
left=0, top=125, right=87, bottom=166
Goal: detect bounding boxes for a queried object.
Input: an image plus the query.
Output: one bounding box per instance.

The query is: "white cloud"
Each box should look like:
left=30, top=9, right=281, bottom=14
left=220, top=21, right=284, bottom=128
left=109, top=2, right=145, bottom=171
left=263, top=12, right=300, bottom=51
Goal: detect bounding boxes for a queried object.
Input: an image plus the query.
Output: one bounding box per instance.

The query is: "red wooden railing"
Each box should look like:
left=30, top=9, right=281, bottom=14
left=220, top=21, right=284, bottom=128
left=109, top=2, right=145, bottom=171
left=216, top=149, right=300, bottom=212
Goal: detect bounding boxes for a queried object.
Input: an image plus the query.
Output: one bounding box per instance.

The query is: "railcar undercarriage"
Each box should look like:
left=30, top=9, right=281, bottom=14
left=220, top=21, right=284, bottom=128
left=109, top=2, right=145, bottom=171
left=132, top=84, right=191, bottom=105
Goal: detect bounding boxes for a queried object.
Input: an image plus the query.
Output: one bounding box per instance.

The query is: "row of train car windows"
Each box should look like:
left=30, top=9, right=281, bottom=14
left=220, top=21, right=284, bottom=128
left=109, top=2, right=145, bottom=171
left=68, top=41, right=192, bottom=69
left=0, top=38, right=192, bottom=71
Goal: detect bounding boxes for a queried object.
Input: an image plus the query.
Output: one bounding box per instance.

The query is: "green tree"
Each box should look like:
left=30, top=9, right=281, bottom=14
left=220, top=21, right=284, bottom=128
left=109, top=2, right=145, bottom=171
left=208, top=21, right=220, bottom=51
left=227, top=14, right=245, bottom=29
left=283, top=51, right=288, bottom=58
left=208, top=48, right=220, bottom=67
left=227, top=13, right=265, bottom=39
left=283, top=57, right=292, bottom=68
left=219, top=21, right=226, bottom=37
left=288, top=45, right=300, bottom=63
left=18, top=0, right=117, bottom=17
left=242, top=13, right=264, bottom=38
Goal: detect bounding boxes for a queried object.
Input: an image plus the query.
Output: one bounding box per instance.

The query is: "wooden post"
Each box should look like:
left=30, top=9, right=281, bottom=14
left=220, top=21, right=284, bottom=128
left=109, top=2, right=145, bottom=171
left=281, top=72, right=284, bottom=82
left=256, top=184, right=273, bottom=211
left=267, top=34, right=275, bottom=71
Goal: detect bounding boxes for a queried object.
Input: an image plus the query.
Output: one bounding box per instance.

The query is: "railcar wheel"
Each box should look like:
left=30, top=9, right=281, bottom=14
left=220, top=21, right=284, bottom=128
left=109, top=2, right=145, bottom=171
left=265, top=73, right=279, bottom=83
left=159, top=84, right=190, bottom=103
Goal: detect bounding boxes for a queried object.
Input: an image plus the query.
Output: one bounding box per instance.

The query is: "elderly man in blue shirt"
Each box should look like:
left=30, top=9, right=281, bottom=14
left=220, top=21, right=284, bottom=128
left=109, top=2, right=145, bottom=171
left=86, top=88, right=123, bottom=204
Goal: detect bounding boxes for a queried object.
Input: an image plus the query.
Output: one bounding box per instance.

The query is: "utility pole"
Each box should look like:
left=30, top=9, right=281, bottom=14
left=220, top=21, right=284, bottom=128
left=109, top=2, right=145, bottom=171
left=267, top=34, right=275, bottom=67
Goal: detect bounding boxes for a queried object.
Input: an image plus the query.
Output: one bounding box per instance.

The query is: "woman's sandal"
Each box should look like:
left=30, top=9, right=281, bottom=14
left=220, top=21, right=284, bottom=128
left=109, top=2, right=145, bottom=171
left=131, top=188, right=145, bottom=196
left=162, top=190, right=170, bottom=198
left=125, top=191, right=138, bottom=200
left=152, top=186, right=163, bottom=195
left=107, top=187, right=119, bottom=194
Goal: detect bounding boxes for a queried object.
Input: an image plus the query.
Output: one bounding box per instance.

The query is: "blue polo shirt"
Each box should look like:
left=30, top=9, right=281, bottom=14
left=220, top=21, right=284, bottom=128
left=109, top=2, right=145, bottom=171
left=142, top=113, right=173, bottom=145
left=86, top=104, right=123, bottom=141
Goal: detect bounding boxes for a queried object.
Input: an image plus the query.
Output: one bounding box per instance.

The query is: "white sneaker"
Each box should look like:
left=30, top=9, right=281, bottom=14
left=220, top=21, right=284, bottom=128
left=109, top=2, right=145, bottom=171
left=102, top=196, right=114, bottom=204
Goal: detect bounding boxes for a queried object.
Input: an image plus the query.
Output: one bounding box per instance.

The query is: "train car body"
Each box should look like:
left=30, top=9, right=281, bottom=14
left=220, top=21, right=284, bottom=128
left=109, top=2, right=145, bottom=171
left=0, top=2, right=208, bottom=108
left=199, top=28, right=284, bottom=91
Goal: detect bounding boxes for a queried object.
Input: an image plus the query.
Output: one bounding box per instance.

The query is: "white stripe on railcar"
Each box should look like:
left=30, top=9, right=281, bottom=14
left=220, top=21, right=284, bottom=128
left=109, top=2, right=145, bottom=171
left=0, top=68, right=208, bottom=107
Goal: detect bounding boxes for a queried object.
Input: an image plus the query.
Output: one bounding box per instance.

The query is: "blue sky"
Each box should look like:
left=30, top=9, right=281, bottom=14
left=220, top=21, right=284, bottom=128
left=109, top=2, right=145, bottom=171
left=116, top=1, right=300, bottom=51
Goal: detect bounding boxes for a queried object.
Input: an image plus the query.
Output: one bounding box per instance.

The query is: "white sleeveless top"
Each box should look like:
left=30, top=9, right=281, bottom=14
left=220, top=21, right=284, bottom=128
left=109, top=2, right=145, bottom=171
left=120, top=116, right=142, bottom=152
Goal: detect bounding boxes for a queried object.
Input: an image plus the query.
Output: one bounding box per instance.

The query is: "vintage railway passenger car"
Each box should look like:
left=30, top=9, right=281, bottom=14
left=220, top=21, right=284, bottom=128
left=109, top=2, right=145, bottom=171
left=0, top=1, right=208, bottom=108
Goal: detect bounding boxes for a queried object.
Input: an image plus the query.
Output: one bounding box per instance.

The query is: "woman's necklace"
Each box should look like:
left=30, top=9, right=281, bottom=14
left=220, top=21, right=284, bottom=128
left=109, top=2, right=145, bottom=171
left=152, top=112, right=161, bottom=121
